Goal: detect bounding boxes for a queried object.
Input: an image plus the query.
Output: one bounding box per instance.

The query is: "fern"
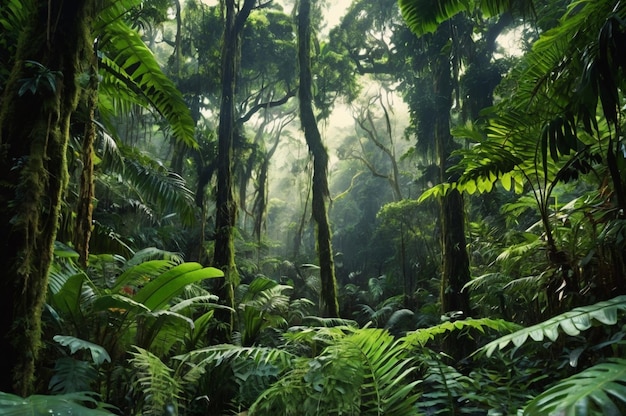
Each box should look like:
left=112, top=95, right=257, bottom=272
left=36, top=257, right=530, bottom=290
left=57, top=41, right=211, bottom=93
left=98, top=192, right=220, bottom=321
left=524, top=358, right=626, bottom=415
left=250, top=328, right=421, bottom=416
left=481, top=296, right=626, bottom=357
left=404, top=318, right=522, bottom=348
left=130, top=346, right=183, bottom=416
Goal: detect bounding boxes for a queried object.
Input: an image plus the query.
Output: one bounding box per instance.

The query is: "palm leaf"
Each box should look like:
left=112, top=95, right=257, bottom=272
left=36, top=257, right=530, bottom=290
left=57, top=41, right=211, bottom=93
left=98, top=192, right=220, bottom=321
left=251, top=328, right=421, bottom=415
left=118, top=155, right=198, bottom=226
left=398, top=0, right=523, bottom=35
left=481, top=296, right=626, bottom=357
left=524, top=358, right=626, bottom=415
left=132, top=262, right=223, bottom=310
left=97, top=19, right=196, bottom=149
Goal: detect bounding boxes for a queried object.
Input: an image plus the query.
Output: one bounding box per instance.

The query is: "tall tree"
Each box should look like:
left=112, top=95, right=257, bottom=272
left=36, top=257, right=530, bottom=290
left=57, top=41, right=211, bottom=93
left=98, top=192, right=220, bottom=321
left=213, top=0, right=256, bottom=332
left=298, top=0, right=339, bottom=317
left=430, top=23, right=471, bottom=316
left=0, top=0, right=96, bottom=395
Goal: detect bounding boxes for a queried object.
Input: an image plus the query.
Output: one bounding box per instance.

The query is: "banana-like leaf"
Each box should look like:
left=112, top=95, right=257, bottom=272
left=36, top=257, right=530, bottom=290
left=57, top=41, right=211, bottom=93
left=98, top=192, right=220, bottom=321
left=524, top=358, right=626, bottom=415
left=481, top=296, right=626, bottom=357
left=133, top=263, right=223, bottom=311
left=110, top=259, right=174, bottom=294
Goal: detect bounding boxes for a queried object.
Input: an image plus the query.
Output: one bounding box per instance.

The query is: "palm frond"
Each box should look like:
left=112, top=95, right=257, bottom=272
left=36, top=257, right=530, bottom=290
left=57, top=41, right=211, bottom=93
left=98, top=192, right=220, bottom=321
left=97, top=19, right=196, bottom=149
left=481, top=296, right=626, bottom=357
left=119, top=155, right=198, bottom=226
left=125, top=247, right=184, bottom=267
left=524, top=358, right=626, bottom=415
left=399, top=0, right=523, bottom=35
left=404, top=318, right=521, bottom=348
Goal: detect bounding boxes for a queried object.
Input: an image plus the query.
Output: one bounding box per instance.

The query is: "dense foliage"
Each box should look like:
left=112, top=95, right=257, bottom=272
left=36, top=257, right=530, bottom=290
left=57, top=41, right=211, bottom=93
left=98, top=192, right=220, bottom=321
left=1, top=0, right=625, bottom=414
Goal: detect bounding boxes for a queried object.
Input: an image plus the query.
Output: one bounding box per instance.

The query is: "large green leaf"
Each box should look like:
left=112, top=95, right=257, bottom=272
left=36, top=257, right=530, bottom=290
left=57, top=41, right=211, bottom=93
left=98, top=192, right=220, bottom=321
left=524, top=358, right=626, bottom=415
left=0, top=392, right=114, bottom=415
left=53, top=335, right=111, bottom=366
left=110, top=259, right=174, bottom=294
left=481, top=296, right=626, bottom=357
left=133, top=263, right=223, bottom=310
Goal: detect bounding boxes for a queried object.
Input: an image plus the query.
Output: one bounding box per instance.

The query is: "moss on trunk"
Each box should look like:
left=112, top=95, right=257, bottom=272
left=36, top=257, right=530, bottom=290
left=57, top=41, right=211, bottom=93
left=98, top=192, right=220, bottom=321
left=0, top=0, right=94, bottom=395
left=298, top=0, right=339, bottom=318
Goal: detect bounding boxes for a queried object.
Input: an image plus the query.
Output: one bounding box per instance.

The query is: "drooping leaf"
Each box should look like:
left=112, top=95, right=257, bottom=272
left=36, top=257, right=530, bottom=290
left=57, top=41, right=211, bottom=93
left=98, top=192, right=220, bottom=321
left=53, top=335, right=111, bottom=366
left=97, top=19, right=196, bottom=149
left=481, top=296, right=626, bottom=356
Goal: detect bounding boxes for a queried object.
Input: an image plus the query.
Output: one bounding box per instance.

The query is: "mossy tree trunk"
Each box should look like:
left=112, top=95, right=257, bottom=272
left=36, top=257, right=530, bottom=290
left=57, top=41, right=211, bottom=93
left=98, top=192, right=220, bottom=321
left=432, top=24, right=471, bottom=318
left=213, top=0, right=255, bottom=336
left=0, top=0, right=95, bottom=395
left=297, top=0, right=339, bottom=318
left=73, top=57, right=99, bottom=267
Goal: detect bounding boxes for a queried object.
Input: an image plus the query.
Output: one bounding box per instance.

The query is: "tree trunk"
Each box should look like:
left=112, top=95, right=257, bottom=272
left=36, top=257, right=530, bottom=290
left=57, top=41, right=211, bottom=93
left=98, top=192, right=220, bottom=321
left=298, top=0, right=339, bottom=317
left=74, top=59, right=99, bottom=267
left=0, top=0, right=94, bottom=395
left=432, top=24, right=471, bottom=317
left=213, top=0, right=255, bottom=335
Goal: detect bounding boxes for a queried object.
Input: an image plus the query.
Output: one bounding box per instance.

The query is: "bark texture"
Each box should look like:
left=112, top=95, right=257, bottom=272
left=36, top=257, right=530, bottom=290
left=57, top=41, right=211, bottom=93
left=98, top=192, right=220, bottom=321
left=432, top=24, right=471, bottom=317
left=298, top=0, right=339, bottom=317
left=0, top=0, right=94, bottom=395
left=213, top=0, right=255, bottom=333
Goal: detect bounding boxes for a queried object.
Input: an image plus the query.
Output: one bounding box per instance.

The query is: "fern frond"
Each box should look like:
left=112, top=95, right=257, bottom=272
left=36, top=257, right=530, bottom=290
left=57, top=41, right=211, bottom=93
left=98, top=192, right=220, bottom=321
left=175, top=344, right=296, bottom=370
left=251, top=328, right=421, bottom=415
left=404, top=318, right=521, bottom=348
left=130, top=346, right=182, bottom=416
left=481, top=296, right=626, bottom=357
left=524, top=358, right=626, bottom=415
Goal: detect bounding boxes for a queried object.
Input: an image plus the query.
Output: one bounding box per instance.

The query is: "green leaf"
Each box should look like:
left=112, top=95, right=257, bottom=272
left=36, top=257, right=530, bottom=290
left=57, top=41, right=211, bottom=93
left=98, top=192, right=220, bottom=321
left=53, top=335, right=111, bottom=366
left=481, top=296, right=626, bottom=356
left=0, top=392, right=115, bottom=415
left=133, top=263, right=223, bottom=310
left=524, top=358, right=626, bottom=415
left=97, top=19, right=196, bottom=149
